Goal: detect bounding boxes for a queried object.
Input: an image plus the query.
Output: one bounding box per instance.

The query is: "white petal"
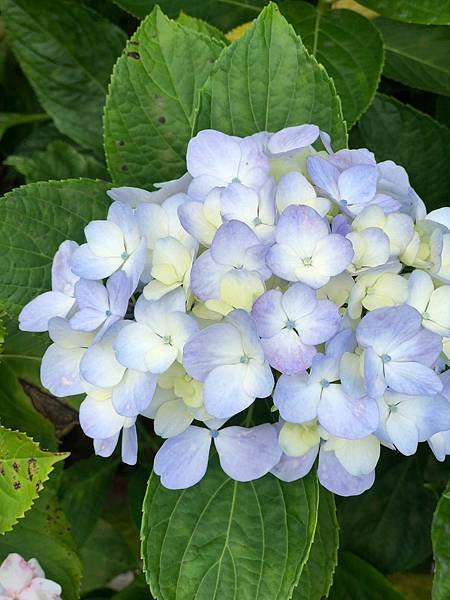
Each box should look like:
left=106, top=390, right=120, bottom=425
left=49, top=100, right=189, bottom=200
left=204, top=364, right=252, bottom=418
left=80, top=395, right=125, bottom=439
left=41, top=344, right=85, bottom=397
left=19, top=291, right=75, bottom=332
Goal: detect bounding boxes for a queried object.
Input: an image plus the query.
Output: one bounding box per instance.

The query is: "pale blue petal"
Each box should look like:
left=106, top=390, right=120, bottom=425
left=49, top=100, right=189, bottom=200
left=204, top=364, right=252, bottom=418
left=41, top=344, right=85, bottom=397
left=154, top=426, right=212, bottom=489
left=112, top=370, right=157, bottom=417
left=19, top=291, right=75, bottom=332
left=121, top=425, right=138, bottom=465
left=211, top=220, right=260, bottom=267
left=72, top=244, right=122, bottom=280
left=270, top=445, right=318, bottom=482
left=94, top=433, right=120, bottom=458
left=306, top=156, right=340, bottom=199
left=385, top=361, right=443, bottom=396
left=190, top=250, right=227, bottom=301
left=251, top=289, right=285, bottom=338
left=318, top=385, right=379, bottom=439
left=79, top=396, right=125, bottom=439
left=214, top=424, right=282, bottom=481
left=268, top=124, right=319, bottom=154
left=274, top=374, right=321, bottom=423
left=318, top=448, right=375, bottom=496
left=183, top=322, right=243, bottom=381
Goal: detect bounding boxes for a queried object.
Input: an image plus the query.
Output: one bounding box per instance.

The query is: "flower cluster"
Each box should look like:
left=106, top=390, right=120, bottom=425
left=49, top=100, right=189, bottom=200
left=19, top=125, right=450, bottom=496
left=0, top=553, right=61, bottom=599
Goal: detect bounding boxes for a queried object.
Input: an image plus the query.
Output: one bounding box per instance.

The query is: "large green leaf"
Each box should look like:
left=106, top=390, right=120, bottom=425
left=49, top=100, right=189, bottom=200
left=280, top=2, right=383, bottom=126
left=1, top=0, right=126, bottom=152
left=6, top=141, right=108, bottom=183
left=113, top=0, right=267, bottom=30
left=432, top=481, right=450, bottom=600
left=354, top=94, right=450, bottom=210
left=0, top=487, right=82, bottom=600
left=103, top=6, right=223, bottom=189
left=338, top=453, right=435, bottom=573
left=60, top=455, right=117, bottom=546
left=328, top=552, right=402, bottom=600
left=375, top=18, right=450, bottom=97
left=0, top=179, right=110, bottom=319
left=0, top=426, right=67, bottom=535
left=197, top=3, right=347, bottom=148
left=356, top=0, right=450, bottom=25
left=293, top=488, right=339, bottom=600
left=141, top=459, right=319, bottom=600
left=176, top=12, right=228, bottom=45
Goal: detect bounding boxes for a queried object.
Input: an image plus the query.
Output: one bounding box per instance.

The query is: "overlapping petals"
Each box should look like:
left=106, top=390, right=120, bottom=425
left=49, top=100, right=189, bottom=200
left=18, top=124, right=450, bottom=496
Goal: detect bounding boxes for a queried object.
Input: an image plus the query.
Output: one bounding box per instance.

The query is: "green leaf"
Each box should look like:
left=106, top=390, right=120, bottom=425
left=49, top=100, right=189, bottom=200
left=356, top=0, right=450, bottom=25
left=113, top=0, right=266, bottom=30
left=103, top=6, right=223, bottom=189
left=293, top=488, right=339, bottom=600
left=0, top=362, right=57, bottom=450
left=375, top=18, right=450, bottom=97
left=1, top=0, right=126, bottom=152
left=177, top=12, right=228, bottom=45
left=141, top=458, right=319, bottom=600
left=0, top=426, right=67, bottom=535
left=435, top=95, right=450, bottom=128
left=80, top=519, right=138, bottom=593
left=328, top=552, right=403, bottom=600
left=280, top=2, right=383, bottom=126
left=0, top=178, right=110, bottom=319
left=354, top=93, right=450, bottom=210
left=338, top=453, right=435, bottom=573
left=60, top=455, right=117, bottom=546
left=0, top=112, right=48, bottom=141
left=432, top=481, right=450, bottom=600
left=5, top=141, right=109, bottom=183
left=0, top=486, right=83, bottom=600
left=197, top=3, right=347, bottom=148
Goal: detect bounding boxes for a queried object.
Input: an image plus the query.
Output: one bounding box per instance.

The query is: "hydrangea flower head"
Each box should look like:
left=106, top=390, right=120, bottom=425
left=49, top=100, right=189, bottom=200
left=18, top=123, right=450, bottom=495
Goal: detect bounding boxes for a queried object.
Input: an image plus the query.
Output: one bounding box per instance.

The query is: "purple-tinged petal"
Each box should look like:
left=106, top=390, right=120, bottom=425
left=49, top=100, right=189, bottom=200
left=318, top=448, right=375, bottom=497
left=271, top=445, right=318, bottom=482
left=178, top=200, right=217, bottom=246
left=318, top=386, right=379, bottom=439
left=74, top=278, right=109, bottom=314
left=154, top=426, right=212, bottom=489
left=214, top=424, right=282, bottom=481
left=262, top=329, right=316, bottom=375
